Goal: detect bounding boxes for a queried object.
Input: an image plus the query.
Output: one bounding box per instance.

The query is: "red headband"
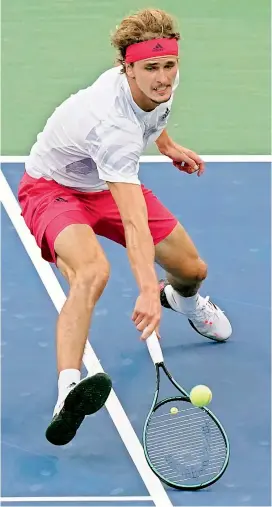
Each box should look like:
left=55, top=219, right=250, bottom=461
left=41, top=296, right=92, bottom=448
left=125, top=38, right=178, bottom=63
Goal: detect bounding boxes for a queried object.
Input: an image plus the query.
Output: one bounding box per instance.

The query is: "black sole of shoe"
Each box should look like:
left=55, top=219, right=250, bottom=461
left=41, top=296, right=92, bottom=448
left=45, top=373, right=112, bottom=446
left=188, top=319, right=228, bottom=342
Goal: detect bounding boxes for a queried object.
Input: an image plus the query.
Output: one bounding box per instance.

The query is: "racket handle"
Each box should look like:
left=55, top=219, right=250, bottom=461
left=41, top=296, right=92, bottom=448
left=146, top=332, right=164, bottom=364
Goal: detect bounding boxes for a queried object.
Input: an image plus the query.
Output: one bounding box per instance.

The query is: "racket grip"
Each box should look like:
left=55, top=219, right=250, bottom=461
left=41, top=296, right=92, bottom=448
left=146, top=332, right=164, bottom=364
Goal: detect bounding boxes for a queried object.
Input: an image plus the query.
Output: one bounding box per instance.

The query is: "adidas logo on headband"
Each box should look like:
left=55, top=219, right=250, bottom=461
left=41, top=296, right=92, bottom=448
left=125, top=38, right=178, bottom=63
left=152, top=43, right=164, bottom=52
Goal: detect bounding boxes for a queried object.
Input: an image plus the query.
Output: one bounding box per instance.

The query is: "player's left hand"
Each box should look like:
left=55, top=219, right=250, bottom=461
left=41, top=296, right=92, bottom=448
left=163, top=143, right=205, bottom=177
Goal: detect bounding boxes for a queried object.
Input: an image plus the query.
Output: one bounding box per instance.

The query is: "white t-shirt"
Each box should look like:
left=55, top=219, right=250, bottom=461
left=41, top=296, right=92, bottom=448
left=26, top=66, right=179, bottom=192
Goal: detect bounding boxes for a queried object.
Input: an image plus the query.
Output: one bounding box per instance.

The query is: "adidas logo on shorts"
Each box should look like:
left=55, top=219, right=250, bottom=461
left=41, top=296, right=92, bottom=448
left=55, top=197, right=68, bottom=202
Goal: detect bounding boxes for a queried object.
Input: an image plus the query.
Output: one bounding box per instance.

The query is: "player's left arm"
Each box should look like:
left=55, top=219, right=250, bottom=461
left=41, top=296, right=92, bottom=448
left=155, top=129, right=205, bottom=177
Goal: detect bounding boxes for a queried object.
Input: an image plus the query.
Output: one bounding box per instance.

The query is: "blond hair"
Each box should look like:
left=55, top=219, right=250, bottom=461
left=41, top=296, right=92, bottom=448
left=111, top=8, right=180, bottom=72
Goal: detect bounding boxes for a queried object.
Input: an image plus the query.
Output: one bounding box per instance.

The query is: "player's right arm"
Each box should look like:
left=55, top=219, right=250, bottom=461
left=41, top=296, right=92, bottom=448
left=86, top=119, right=161, bottom=338
left=107, top=181, right=161, bottom=339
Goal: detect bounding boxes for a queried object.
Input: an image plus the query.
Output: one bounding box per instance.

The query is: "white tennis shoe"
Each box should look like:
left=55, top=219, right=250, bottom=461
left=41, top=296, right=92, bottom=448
left=160, top=280, right=232, bottom=341
left=186, top=295, right=232, bottom=341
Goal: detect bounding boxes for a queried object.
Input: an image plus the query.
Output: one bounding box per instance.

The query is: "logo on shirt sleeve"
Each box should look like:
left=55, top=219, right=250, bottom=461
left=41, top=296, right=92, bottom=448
left=160, top=108, right=170, bottom=122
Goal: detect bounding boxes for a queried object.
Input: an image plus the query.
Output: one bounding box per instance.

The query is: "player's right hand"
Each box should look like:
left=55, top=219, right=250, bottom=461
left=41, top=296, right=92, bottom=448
left=132, top=288, right=161, bottom=340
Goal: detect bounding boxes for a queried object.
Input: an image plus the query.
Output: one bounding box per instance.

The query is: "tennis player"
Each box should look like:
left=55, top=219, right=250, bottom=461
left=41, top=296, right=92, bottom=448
left=18, top=8, right=232, bottom=446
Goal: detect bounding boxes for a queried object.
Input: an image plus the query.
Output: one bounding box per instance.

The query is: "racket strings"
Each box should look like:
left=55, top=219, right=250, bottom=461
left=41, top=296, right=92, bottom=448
left=145, top=400, right=227, bottom=487
left=149, top=404, right=197, bottom=419
left=147, top=412, right=216, bottom=436
left=148, top=433, right=224, bottom=455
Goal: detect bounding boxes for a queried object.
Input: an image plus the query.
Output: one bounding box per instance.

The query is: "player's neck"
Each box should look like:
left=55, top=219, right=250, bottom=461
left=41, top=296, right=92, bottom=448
left=127, top=76, right=158, bottom=112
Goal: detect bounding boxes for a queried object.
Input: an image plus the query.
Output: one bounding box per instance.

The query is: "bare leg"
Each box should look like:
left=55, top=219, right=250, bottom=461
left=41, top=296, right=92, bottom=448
left=54, top=224, right=110, bottom=372
left=155, top=222, right=232, bottom=341
left=45, top=224, right=112, bottom=445
left=155, top=223, right=207, bottom=298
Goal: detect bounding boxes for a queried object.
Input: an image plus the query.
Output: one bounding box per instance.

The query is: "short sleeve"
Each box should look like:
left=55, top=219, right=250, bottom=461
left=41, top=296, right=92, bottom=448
left=85, top=117, right=143, bottom=184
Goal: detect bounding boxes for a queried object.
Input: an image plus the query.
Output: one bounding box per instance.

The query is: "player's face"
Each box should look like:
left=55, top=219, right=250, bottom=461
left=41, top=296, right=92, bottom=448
left=127, top=57, right=178, bottom=108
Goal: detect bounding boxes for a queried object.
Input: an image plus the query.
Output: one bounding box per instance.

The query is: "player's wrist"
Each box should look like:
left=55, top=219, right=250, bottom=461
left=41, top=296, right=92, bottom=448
left=156, top=130, right=175, bottom=155
left=159, top=141, right=177, bottom=158
left=140, top=282, right=159, bottom=295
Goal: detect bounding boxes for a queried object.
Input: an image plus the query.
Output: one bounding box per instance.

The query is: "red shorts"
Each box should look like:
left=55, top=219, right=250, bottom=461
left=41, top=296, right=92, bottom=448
left=18, top=173, right=178, bottom=264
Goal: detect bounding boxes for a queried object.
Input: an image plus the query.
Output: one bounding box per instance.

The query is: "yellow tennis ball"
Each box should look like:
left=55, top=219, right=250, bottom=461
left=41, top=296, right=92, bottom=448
left=170, top=407, right=179, bottom=414
left=190, top=385, right=212, bottom=407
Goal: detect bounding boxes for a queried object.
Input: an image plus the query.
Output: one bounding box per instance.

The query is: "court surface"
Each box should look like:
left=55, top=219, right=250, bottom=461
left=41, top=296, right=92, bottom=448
left=1, top=158, right=271, bottom=507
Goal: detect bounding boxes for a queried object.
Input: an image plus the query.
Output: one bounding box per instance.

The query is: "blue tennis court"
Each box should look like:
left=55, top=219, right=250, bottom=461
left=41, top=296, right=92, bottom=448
left=1, top=159, right=271, bottom=506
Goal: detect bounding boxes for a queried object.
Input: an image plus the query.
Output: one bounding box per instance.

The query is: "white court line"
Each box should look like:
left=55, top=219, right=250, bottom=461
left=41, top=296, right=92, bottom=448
left=0, top=154, right=272, bottom=164
left=0, top=169, right=172, bottom=507
left=0, top=496, right=152, bottom=503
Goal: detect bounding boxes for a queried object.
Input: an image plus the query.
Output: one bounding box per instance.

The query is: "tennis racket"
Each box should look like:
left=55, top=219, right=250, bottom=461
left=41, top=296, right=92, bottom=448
left=143, top=332, right=230, bottom=490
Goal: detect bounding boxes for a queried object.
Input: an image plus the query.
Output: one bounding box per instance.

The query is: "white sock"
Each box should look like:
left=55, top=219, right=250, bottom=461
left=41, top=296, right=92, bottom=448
left=165, top=285, right=199, bottom=314
left=53, top=369, right=81, bottom=416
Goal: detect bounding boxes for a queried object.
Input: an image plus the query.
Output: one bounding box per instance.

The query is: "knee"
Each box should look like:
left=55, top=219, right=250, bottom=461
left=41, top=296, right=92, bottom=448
left=69, top=256, right=110, bottom=298
left=183, top=258, right=208, bottom=283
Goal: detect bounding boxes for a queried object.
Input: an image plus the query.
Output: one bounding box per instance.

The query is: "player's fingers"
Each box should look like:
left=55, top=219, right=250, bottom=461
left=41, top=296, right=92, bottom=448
left=131, top=309, right=138, bottom=322
left=132, top=307, right=146, bottom=323
left=173, top=160, right=198, bottom=174
left=140, top=316, right=161, bottom=340
left=179, top=153, right=199, bottom=171
left=155, top=325, right=161, bottom=339
left=132, top=309, right=154, bottom=327
left=197, top=160, right=205, bottom=176
left=141, top=324, right=156, bottom=340
left=136, top=315, right=150, bottom=332
left=182, top=151, right=205, bottom=175
left=186, top=150, right=203, bottom=167
left=133, top=313, right=145, bottom=326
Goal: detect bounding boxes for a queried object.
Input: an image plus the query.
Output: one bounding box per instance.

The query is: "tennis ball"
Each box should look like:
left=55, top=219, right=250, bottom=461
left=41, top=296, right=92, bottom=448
left=190, top=385, right=212, bottom=407
left=170, top=407, right=179, bottom=414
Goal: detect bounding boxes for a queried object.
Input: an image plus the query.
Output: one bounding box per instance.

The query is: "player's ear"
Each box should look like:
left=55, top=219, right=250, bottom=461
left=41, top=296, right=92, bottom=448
left=126, top=63, right=135, bottom=79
